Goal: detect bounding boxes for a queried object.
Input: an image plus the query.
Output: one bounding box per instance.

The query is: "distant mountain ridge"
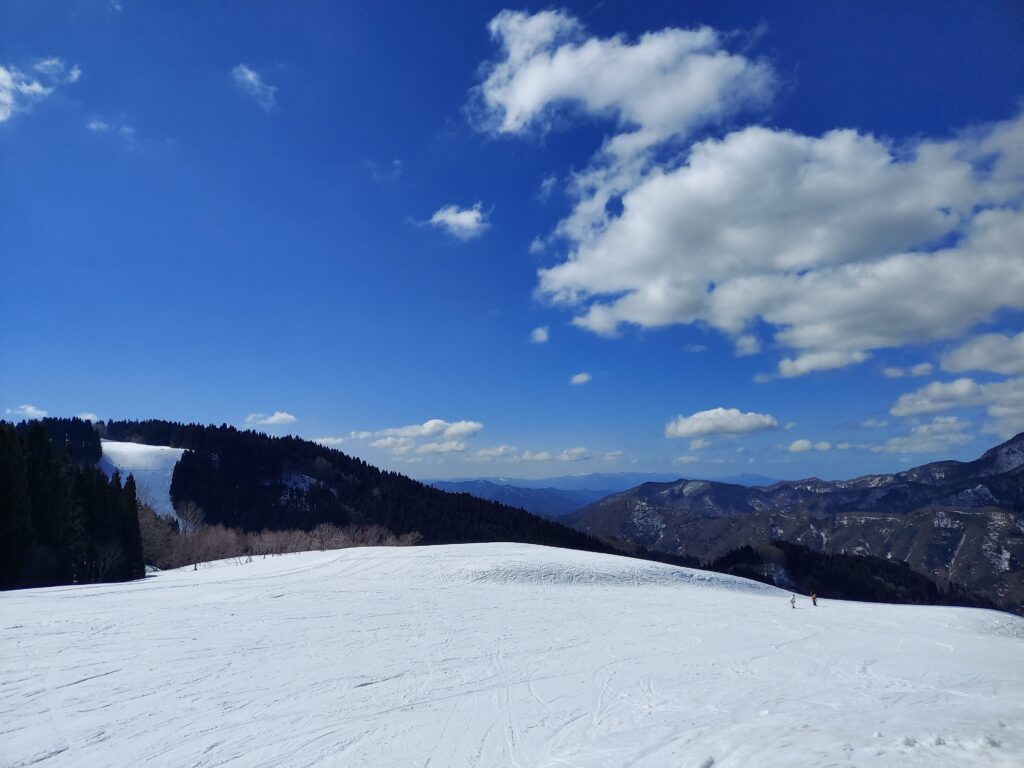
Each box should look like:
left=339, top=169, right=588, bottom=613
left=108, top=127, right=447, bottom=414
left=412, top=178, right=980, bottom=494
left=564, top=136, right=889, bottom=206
left=568, top=432, right=1024, bottom=614
left=429, top=480, right=608, bottom=519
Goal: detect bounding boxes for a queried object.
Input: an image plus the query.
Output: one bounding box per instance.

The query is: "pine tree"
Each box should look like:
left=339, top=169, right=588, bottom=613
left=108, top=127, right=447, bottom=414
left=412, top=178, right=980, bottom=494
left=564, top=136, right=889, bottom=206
left=121, top=474, right=145, bottom=579
left=0, top=424, right=33, bottom=588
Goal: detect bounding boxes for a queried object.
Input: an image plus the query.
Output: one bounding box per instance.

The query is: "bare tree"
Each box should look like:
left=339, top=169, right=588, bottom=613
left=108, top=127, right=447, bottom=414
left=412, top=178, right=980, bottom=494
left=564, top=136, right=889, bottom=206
left=175, top=500, right=205, bottom=570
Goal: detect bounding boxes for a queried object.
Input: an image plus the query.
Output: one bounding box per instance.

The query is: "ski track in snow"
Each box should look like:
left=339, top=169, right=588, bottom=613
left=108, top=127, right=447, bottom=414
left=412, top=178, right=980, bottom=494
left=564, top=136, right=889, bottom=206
left=2, top=543, right=1023, bottom=768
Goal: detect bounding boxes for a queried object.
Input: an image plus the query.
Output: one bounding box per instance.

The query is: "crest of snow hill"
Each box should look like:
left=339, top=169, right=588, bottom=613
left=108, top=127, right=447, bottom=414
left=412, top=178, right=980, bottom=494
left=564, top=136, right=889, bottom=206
left=1, top=418, right=1021, bottom=614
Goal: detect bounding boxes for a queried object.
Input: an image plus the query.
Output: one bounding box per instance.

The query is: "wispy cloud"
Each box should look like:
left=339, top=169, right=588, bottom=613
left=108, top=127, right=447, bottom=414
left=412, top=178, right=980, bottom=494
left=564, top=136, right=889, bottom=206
left=245, top=411, right=296, bottom=425
left=428, top=203, right=490, bottom=240
left=570, top=372, right=591, bottom=385
left=530, top=326, right=549, bottom=344
left=313, top=436, right=345, bottom=447
left=231, top=64, right=277, bottom=111
left=1, top=57, right=80, bottom=122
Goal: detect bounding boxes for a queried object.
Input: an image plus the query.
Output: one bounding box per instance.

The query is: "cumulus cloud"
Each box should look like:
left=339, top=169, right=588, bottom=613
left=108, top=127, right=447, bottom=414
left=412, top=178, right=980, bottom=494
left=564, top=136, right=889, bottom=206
left=378, top=419, right=483, bottom=440
left=880, top=416, right=973, bottom=454
left=245, top=411, right=297, bottom=425
left=5, top=404, right=47, bottom=419
left=370, top=436, right=414, bottom=454
left=570, top=372, right=592, bottom=385
left=231, top=64, right=277, bottom=111
left=474, top=12, right=1024, bottom=378
left=530, top=326, right=550, bottom=343
left=471, top=444, right=518, bottom=462
left=787, top=439, right=812, bottom=453
left=942, top=332, right=1024, bottom=375
left=77, top=412, right=100, bottom=422
left=557, top=446, right=589, bottom=462
left=349, top=430, right=373, bottom=440
left=665, top=407, right=778, bottom=438
left=521, top=450, right=552, bottom=462
left=1, top=57, right=80, bottom=122
left=313, top=437, right=345, bottom=447
left=416, top=440, right=466, bottom=454
left=428, top=203, right=490, bottom=240
left=890, top=377, right=1024, bottom=438
left=815, top=441, right=832, bottom=451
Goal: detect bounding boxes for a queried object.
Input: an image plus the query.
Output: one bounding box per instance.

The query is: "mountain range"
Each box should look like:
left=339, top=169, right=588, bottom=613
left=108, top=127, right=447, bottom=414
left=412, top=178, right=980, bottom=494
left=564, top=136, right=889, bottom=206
left=567, top=433, right=1024, bottom=613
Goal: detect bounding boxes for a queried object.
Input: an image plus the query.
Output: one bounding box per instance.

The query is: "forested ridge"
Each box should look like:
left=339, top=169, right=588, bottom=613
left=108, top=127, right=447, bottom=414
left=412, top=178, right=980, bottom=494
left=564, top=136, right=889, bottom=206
left=0, top=419, right=144, bottom=589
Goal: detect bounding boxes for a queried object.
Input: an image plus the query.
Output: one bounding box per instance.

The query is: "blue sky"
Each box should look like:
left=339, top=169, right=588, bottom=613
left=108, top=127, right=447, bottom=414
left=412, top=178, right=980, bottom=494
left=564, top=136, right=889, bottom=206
left=2, top=0, right=1023, bottom=480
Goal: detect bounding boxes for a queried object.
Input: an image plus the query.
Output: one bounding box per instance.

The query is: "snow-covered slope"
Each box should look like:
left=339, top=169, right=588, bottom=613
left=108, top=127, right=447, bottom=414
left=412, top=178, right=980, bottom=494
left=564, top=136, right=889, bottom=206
left=99, top=439, right=184, bottom=521
left=3, top=543, right=1022, bottom=767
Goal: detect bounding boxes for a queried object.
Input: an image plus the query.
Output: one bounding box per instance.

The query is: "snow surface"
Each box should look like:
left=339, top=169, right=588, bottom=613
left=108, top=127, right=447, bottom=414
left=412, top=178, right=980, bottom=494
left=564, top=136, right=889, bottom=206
left=2, top=543, right=1023, bottom=768
left=99, top=439, right=184, bottom=522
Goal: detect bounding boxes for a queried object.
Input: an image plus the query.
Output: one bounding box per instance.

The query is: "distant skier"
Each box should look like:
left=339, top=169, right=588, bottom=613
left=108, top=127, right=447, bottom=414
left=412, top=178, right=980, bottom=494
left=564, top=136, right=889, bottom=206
left=811, top=592, right=818, bottom=607
left=790, top=594, right=796, bottom=609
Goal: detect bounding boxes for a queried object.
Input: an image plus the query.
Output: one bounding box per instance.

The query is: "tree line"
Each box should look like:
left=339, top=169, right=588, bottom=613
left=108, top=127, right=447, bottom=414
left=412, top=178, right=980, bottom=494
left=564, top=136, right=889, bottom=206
left=0, top=419, right=144, bottom=589
left=704, top=541, right=995, bottom=609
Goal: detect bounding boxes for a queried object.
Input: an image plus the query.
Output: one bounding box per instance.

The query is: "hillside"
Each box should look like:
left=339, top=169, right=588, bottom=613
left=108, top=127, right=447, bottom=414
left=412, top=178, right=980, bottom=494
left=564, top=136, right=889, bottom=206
left=569, top=433, right=1024, bottom=613
left=3, top=543, right=1021, bottom=767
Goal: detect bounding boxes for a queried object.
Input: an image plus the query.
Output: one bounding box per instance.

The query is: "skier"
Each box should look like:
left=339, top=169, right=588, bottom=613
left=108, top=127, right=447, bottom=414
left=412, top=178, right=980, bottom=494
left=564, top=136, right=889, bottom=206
left=790, top=594, right=796, bottom=609
left=811, top=592, right=818, bottom=607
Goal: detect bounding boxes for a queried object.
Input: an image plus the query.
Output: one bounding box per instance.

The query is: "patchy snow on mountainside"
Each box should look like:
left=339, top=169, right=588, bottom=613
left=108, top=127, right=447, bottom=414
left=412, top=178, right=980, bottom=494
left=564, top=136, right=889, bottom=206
left=2, top=543, right=1022, bottom=768
left=99, top=439, right=184, bottom=522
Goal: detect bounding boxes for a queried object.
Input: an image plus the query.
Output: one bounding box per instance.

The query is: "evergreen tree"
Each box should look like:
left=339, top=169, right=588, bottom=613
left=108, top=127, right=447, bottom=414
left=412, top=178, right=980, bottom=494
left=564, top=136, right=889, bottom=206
left=121, top=475, right=145, bottom=579
left=0, top=424, right=33, bottom=588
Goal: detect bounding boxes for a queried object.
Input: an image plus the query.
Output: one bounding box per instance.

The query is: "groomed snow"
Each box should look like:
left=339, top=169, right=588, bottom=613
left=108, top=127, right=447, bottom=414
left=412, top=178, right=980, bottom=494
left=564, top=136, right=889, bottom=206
left=2, top=543, right=1022, bottom=767
left=99, top=439, right=185, bottom=522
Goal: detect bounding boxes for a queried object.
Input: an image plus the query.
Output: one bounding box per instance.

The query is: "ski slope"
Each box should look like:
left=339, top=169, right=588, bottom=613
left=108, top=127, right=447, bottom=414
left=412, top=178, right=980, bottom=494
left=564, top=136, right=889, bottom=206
left=2, top=544, right=1022, bottom=768
left=99, top=439, right=184, bottom=522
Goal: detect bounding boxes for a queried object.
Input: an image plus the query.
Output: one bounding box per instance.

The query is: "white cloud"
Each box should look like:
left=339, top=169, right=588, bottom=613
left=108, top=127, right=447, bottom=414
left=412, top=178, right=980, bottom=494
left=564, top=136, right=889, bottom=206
left=521, top=450, right=552, bottom=462
left=370, top=436, right=414, bottom=455
left=815, top=441, right=831, bottom=451
left=5, top=404, right=47, bottom=419
left=558, top=446, right=589, bottom=462
left=86, top=118, right=110, bottom=132
left=471, top=444, right=518, bottom=462
left=417, top=440, right=466, bottom=454
left=883, top=362, right=934, bottom=379
left=942, top=332, right=1024, bottom=375
left=477, top=10, right=774, bottom=153
left=378, top=419, right=482, bottom=440
left=428, top=203, right=490, bottom=240
left=1, top=57, right=81, bottom=122
left=603, top=450, right=623, bottom=462
left=787, top=439, right=812, bottom=453
left=77, top=412, right=100, bottom=422
left=837, top=442, right=852, bottom=450
left=689, top=438, right=710, bottom=451
left=530, top=326, right=550, bottom=344
left=313, top=437, right=345, bottom=447
left=675, top=455, right=699, bottom=464
left=861, top=418, right=888, bottom=428
left=245, top=411, right=297, bottom=425
left=474, top=11, right=1024, bottom=377
left=570, top=372, right=592, bottom=385
left=666, top=407, right=777, bottom=438
left=880, top=416, right=973, bottom=454
left=537, top=175, right=558, bottom=202
left=890, top=377, right=1024, bottom=438
left=349, top=430, right=373, bottom=440
left=231, top=64, right=277, bottom=111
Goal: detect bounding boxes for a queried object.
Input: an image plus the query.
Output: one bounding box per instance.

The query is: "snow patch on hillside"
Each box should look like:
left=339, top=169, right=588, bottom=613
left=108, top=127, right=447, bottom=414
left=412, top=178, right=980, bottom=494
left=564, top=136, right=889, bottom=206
left=2, top=543, right=1022, bottom=768
left=99, top=439, right=185, bottom=522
